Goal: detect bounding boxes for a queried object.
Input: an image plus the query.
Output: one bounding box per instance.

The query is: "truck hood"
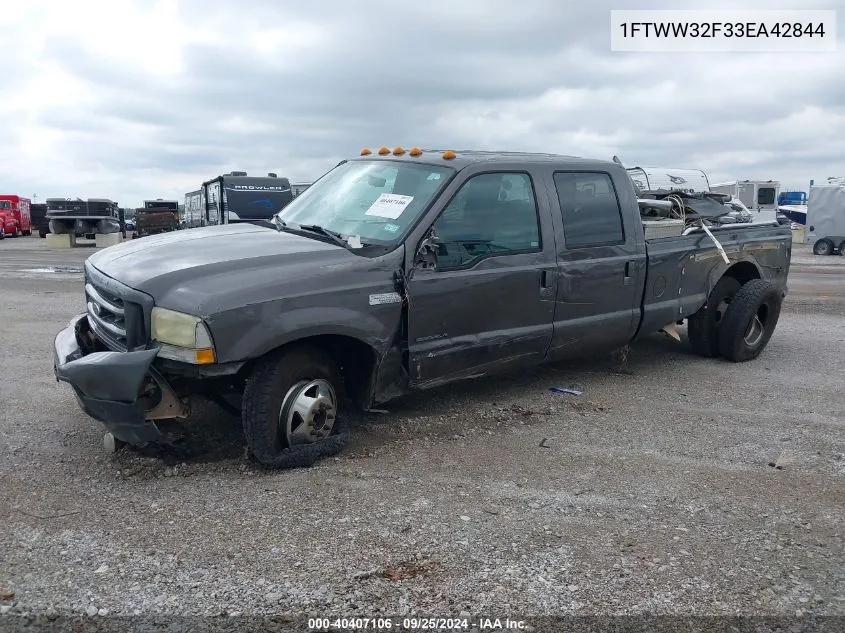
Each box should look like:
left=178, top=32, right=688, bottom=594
left=87, top=223, right=361, bottom=307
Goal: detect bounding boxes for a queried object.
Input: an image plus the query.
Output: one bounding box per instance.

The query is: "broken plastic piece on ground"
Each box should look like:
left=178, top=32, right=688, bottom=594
left=549, top=387, right=582, bottom=396
left=364, top=408, right=389, bottom=414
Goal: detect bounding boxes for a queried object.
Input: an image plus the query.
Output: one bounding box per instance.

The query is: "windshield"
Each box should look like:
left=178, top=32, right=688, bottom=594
left=277, top=159, right=454, bottom=244
left=0, top=201, right=11, bottom=210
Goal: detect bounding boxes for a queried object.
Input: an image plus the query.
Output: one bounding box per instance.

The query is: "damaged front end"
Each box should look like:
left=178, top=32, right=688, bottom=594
left=53, top=313, right=188, bottom=445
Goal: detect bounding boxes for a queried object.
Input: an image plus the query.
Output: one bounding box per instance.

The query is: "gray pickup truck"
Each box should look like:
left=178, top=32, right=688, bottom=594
left=53, top=148, right=792, bottom=468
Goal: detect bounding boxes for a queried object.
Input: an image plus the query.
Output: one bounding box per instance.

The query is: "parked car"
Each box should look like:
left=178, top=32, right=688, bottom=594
left=53, top=148, right=792, bottom=468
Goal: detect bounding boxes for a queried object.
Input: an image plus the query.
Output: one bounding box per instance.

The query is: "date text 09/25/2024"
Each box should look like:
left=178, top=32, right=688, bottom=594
left=308, top=617, right=527, bottom=630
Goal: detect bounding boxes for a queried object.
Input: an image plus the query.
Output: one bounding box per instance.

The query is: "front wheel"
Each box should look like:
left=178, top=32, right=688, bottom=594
left=839, top=241, right=845, bottom=256
left=241, top=346, right=350, bottom=468
left=718, top=279, right=783, bottom=362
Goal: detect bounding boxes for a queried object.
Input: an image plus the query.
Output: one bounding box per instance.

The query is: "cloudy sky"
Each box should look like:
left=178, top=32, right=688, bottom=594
left=2, top=0, right=842, bottom=207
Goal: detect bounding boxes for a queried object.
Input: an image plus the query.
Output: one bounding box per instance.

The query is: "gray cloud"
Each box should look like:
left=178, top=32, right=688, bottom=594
left=1, top=0, right=843, bottom=204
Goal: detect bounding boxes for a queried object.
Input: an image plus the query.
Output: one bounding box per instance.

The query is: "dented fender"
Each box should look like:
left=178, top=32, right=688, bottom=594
left=207, top=301, right=403, bottom=362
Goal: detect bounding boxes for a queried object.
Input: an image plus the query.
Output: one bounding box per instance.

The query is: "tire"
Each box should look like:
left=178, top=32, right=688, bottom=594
left=39, top=229, right=47, bottom=238
left=839, top=241, right=845, bottom=256
left=718, top=279, right=782, bottom=363
left=813, top=238, right=833, bottom=256
left=687, top=276, right=742, bottom=358
left=23, top=229, right=31, bottom=236
left=241, top=346, right=351, bottom=469
left=14, top=225, right=21, bottom=237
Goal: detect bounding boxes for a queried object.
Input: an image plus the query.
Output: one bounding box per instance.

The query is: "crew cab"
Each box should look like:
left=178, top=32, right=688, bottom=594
left=53, top=148, right=792, bottom=468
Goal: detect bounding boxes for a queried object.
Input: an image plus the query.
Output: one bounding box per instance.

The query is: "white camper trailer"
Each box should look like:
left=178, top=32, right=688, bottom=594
left=710, top=180, right=780, bottom=224
left=625, top=166, right=711, bottom=195
left=806, top=183, right=845, bottom=255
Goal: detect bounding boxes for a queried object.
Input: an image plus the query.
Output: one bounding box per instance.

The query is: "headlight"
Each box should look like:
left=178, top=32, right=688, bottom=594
left=151, top=307, right=216, bottom=365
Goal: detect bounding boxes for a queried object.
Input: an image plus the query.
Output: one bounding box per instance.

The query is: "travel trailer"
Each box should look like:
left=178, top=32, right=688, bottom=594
left=625, top=166, right=711, bottom=195
left=710, top=180, right=780, bottom=224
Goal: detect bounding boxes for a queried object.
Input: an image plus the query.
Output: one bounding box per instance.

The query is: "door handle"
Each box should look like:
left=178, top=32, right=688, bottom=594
left=539, top=270, right=548, bottom=288
left=624, top=261, right=631, bottom=278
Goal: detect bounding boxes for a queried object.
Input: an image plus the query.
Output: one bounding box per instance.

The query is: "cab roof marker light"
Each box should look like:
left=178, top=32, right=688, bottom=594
left=442, top=150, right=457, bottom=160
left=409, top=147, right=422, bottom=156
left=360, top=148, right=372, bottom=156
left=378, top=146, right=391, bottom=155
left=393, top=147, right=405, bottom=156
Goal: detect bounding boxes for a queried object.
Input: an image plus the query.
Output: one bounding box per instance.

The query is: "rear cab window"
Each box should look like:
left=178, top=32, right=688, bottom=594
left=553, top=172, right=625, bottom=248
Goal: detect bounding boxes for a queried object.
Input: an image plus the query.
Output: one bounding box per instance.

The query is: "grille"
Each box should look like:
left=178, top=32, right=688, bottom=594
left=83, top=264, right=152, bottom=352
left=86, top=282, right=129, bottom=351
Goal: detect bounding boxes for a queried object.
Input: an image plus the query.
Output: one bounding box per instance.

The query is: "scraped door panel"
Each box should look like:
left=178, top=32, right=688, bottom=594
left=547, top=170, right=644, bottom=357
left=407, top=171, right=557, bottom=385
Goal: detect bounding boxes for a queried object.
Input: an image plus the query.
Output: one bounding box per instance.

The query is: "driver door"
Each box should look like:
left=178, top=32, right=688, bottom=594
left=406, top=171, right=558, bottom=386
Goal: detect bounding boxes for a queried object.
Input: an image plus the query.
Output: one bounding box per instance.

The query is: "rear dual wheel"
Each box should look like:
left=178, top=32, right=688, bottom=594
left=718, top=280, right=782, bottom=362
left=688, top=277, right=782, bottom=362
left=687, top=276, right=741, bottom=358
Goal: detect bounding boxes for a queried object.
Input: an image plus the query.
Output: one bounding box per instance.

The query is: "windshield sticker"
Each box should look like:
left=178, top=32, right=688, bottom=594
left=383, top=223, right=400, bottom=233
left=427, top=173, right=441, bottom=180
left=365, top=193, right=414, bottom=220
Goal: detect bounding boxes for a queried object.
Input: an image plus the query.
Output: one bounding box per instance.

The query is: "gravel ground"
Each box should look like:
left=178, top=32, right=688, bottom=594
left=0, top=237, right=843, bottom=622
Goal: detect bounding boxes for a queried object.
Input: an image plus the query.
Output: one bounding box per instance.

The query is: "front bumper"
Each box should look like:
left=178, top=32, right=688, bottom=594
left=53, top=314, right=163, bottom=445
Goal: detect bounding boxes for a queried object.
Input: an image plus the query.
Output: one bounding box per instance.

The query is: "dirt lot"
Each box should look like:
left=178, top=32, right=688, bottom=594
left=0, top=237, right=843, bottom=620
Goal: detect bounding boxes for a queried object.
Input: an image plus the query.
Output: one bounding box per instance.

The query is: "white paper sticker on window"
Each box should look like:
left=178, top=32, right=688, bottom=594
left=365, top=193, right=414, bottom=220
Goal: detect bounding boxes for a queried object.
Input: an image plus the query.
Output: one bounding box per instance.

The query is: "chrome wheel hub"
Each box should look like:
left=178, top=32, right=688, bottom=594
left=743, top=313, right=765, bottom=347
left=279, top=379, right=337, bottom=446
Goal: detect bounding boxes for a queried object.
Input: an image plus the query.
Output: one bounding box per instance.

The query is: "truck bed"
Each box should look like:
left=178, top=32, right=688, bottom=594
left=639, top=223, right=792, bottom=336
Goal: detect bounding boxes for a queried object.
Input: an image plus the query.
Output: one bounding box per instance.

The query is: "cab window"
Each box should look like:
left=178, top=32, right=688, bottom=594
left=430, top=172, right=541, bottom=270
left=554, top=171, right=625, bottom=249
